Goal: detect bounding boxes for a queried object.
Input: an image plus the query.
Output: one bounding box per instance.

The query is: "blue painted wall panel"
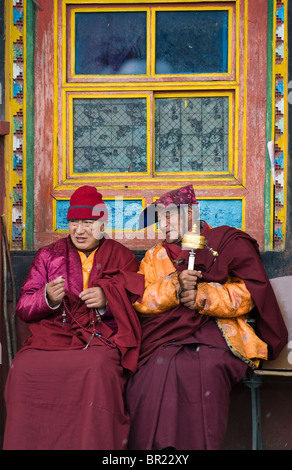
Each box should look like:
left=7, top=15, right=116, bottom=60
left=56, top=198, right=242, bottom=231
left=199, top=199, right=242, bottom=229
left=56, top=199, right=144, bottom=231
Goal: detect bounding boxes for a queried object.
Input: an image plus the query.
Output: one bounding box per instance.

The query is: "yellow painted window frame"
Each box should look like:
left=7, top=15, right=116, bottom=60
left=65, top=91, right=152, bottom=179
left=69, top=7, right=151, bottom=82
left=61, top=89, right=236, bottom=181
left=66, top=4, right=235, bottom=83
left=150, top=5, right=234, bottom=81
left=55, top=0, right=243, bottom=189
left=153, top=91, right=235, bottom=177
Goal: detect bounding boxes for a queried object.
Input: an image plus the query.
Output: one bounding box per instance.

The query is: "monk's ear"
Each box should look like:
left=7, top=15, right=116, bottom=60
left=100, top=221, right=108, bottom=232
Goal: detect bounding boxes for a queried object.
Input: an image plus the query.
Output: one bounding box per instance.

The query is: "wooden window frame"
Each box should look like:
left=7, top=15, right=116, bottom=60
left=65, top=3, right=236, bottom=84
left=56, top=0, right=241, bottom=186
left=32, top=0, right=269, bottom=251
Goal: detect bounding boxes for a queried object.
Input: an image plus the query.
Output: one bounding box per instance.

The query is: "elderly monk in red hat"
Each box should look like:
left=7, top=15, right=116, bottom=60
left=3, top=185, right=143, bottom=450
left=126, top=184, right=288, bottom=450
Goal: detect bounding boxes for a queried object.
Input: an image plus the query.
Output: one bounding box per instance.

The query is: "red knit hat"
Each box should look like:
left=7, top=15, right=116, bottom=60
left=67, top=186, right=108, bottom=221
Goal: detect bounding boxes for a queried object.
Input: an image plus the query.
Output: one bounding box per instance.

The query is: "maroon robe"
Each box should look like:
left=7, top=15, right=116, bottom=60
left=126, top=225, right=288, bottom=450
left=3, top=236, right=144, bottom=450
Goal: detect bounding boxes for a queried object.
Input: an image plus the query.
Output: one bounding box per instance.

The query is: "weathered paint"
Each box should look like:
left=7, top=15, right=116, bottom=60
left=3, top=0, right=289, bottom=253
left=33, top=0, right=55, bottom=241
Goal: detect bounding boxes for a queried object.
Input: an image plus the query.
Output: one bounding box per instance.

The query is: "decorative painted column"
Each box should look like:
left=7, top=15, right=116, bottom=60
left=9, top=0, right=25, bottom=249
left=273, top=0, right=287, bottom=249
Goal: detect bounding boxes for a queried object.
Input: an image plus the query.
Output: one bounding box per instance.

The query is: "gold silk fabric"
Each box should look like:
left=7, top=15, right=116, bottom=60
left=134, top=243, right=268, bottom=368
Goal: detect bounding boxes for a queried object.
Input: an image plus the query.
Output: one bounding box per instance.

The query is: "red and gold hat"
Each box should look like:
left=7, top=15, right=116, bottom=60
left=139, top=184, right=198, bottom=229
left=67, top=185, right=108, bottom=221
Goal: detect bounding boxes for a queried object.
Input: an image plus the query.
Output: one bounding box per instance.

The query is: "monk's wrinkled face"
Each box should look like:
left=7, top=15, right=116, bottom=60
left=69, top=219, right=106, bottom=251
left=158, top=209, right=183, bottom=244
left=157, top=206, right=193, bottom=244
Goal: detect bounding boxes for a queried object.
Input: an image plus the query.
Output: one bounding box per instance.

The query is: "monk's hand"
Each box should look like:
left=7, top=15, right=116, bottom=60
left=46, top=276, right=65, bottom=307
left=180, top=289, right=197, bottom=310
left=79, top=287, right=106, bottom=309
left=178, top=270, right=202, bottom=291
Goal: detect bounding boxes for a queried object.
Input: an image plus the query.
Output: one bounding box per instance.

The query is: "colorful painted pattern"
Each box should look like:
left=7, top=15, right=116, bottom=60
left=273, top=0, right=286, bottom=249
left=7, top=1, right=288, bottom=250
left=11, top=0, right=24, bottom=248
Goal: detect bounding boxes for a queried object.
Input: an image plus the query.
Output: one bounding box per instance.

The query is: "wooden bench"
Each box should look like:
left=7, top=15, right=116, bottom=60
left=243, top=276, right=292, bottom=450
left=3, top=250, right=292, bottom=449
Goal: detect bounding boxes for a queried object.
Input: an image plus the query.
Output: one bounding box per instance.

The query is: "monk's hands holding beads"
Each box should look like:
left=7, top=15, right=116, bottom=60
left=79, top=287, right=107, bottom=309
left=46, top=276, right=66, bottom=308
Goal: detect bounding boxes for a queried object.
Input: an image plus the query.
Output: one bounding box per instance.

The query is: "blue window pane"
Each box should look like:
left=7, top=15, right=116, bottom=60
left=75, top=12, right=147, bottom=75
left=155, top=10, right=228, bottom=74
